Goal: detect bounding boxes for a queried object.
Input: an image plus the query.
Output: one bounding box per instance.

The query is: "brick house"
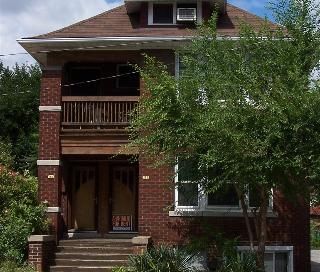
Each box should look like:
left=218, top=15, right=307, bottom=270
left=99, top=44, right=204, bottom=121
left=19, top=0, right=310, bottom=271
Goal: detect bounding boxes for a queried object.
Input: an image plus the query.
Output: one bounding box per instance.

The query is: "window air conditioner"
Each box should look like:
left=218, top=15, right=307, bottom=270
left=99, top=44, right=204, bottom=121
left=177, top=8, right=197, bottom=21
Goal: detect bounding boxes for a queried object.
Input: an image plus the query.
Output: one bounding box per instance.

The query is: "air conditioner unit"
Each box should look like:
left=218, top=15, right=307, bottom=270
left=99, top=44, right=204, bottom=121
left=177, top=8, right=197, bottom=21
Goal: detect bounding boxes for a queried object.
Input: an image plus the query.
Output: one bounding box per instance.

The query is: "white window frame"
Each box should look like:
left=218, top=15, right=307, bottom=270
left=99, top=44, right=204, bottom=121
left=174, top=160, right=274, bottom=214
left=174, top=164, right=202, bottom=210
left=237, top=246, right=294, bottom=272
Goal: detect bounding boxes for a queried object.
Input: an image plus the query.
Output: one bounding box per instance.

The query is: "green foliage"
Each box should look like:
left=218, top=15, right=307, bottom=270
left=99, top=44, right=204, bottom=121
left=217, top=252, right=260, bottom=272
left=0, top=169, right=48, bottom=264
left=113, top=245, right=199, bottom=272
left=0, top=141, right=13, bottom=167
left=311, top=221, right=320, bottom=249
left=0, top=62, right=41, bottom=173
left=0, top=261, right=35, bottom=272
left=130, top=0, right=320, bottom=206
left=112, top=267, right=129, bottom=272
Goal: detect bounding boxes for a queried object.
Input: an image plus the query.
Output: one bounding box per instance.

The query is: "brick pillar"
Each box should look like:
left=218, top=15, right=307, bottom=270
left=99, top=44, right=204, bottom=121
left=37, top=69, right=63, bottom=239
left=138, top=157, right=174, bottom=243
left=28, top=235, right=56, bottom=272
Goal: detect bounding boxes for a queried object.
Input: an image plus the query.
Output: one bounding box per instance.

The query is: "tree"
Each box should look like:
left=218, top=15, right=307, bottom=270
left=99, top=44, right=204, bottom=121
left=129, top=0, right=320, bottom=270
left=0, top=142, right=47, bottom=264
left=0, top=62, right=41, bottom=173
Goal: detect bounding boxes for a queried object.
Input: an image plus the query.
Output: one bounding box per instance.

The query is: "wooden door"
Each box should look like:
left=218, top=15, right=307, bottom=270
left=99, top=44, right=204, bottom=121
left=72, top=167, right=97, bottom=231
left=111, top=166, right=137, bottom=232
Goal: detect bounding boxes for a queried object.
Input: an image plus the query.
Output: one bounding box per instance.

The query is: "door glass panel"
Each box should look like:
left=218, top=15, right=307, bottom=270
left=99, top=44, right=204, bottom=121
left=112, top=167, right=137, bottom=232
left=72, top=167, right=96, bottom=231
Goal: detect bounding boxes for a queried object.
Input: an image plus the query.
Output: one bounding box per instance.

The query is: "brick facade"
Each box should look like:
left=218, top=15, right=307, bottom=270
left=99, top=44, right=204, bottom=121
left=138, top=161, right=310, bottom=272
left=38, top=70, right=63, bottom=239
left=34, top=50, right=310, bottom=271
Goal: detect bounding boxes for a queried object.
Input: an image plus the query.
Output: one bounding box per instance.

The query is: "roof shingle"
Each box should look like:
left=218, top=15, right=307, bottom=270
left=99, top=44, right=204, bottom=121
left=31, top=4, right=278, bottom=39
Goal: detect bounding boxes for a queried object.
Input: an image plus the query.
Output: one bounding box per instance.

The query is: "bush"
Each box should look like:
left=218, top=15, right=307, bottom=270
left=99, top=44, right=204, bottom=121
left=113, top=245, right=199, bottom=272
left=311, top=220, right=320, bottom=249
left=0, top=261, right=35, bottom=272
left=216, top=241, right=261, bottom=272
left=0, top=170, right=48, bottom=264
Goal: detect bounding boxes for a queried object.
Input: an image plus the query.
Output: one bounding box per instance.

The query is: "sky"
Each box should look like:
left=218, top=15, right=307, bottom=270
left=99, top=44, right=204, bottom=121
left=0, top=0, right=294, bottom=68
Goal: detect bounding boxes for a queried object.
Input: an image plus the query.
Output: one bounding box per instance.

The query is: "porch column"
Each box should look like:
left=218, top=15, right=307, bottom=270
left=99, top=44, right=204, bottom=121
left=37, top=68, right=63, bottom=239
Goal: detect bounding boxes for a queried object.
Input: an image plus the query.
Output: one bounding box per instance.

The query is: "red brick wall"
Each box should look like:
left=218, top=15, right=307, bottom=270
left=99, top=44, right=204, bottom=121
left=38, top=70, right=62, bottom=238
left=28, top=240, right=56, bottom=272
left=138, top=160, right=310, bottom=272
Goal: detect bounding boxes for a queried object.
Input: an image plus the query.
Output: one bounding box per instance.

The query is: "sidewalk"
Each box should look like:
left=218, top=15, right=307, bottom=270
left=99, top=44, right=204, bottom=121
left=312, top=250, right=320, bottom=272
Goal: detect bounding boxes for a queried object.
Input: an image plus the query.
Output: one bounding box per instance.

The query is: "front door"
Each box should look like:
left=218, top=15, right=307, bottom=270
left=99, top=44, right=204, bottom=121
left=71, top=167, right=97, bottom=231
left=111, top=166, right=137, bottom=232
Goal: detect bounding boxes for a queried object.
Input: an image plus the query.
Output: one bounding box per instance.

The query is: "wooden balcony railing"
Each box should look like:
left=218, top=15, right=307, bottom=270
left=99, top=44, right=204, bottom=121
left=61, top=96, right=139, bottom=131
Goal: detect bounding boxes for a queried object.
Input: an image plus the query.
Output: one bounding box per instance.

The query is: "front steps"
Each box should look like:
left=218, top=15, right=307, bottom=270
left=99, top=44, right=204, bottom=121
left=50, top=239, right=134, bottom=271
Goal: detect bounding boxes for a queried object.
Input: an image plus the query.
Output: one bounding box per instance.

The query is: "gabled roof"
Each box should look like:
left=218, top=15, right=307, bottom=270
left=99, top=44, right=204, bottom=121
left=30, top=4, right=278, bottom=40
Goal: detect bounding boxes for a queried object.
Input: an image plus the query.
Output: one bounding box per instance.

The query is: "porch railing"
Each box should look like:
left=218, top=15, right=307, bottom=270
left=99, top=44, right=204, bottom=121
left=61, top=96, right=139, bottom=130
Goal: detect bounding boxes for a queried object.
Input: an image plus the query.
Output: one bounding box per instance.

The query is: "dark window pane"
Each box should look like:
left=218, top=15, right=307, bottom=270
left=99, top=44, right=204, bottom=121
left=207, top=185, right=239, bottom=206
left=178, top=183, right=198, bottom=206
left=178, top=158, right=199, bottom=182
left=275, top=253, right=288, bottom=272
left=153, top=4, right=173, bottom=24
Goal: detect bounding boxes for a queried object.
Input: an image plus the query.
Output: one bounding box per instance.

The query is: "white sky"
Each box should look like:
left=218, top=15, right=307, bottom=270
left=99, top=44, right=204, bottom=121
left=0, top=0, right=121, bottom=67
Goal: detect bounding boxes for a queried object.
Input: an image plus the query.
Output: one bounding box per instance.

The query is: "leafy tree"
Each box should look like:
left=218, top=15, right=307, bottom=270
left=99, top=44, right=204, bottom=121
left=129, top=0, right=320, bottom=270
left=0, top=165, right=48, bottom=264
left=0, top=62, right=41, bottom=173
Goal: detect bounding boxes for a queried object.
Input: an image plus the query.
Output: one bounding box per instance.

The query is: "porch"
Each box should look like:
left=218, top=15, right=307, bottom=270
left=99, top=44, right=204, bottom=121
left=61, top=156, right=139, bottom=237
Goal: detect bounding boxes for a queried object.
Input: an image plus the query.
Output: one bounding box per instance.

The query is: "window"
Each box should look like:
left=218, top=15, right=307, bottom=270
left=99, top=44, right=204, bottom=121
left=153, top=4, right=174, bottom=24
left=116, top=64, right=139, bottom=89
left=238, top=246, right=293, bottom=272
left=176, top=158, right=200, bottom=208
left=148, top=3, right=176, bottom=25
left=174, top=158, right=273, bottom=213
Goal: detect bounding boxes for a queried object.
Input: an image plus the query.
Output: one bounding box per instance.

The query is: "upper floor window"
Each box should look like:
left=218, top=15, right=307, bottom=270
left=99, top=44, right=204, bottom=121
left=148, top=2, right=201, bottom=25
left=153, top=4, right=174, bottom=24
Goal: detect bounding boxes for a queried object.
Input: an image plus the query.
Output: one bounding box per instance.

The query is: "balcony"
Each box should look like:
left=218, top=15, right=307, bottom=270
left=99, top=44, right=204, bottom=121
left=61, top=96, right=139, bottom=132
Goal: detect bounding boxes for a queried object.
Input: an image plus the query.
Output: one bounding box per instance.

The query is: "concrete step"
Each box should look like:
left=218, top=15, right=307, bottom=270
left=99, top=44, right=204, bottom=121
left=57, top=245, right=133, bottom=254
left=50, top=266, right=115, bottom=272
left=59, top=239, right=133, bottom=247
left=54, top=259, right=128, bottom=267
left=55, top=252, right=130, bottom=260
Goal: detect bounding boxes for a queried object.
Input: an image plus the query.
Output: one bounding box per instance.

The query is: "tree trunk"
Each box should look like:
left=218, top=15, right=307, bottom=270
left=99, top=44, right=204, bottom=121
left=255, top=187, right=269, bottom=271
left=235, top=185, right=254, bottom=250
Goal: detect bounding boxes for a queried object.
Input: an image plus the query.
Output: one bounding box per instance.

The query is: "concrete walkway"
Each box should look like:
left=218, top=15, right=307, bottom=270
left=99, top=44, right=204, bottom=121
left=312, top=250, right=320, bottom=272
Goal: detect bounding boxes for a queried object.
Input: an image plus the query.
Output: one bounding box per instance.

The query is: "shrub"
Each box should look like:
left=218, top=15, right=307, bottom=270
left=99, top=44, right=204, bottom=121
left=0, top=261, right=35, bottom=272
left=216, top=241, right=261, bottom=272
left=0, top=170, right=48, bottom=264
left=113, top=245, right=199, bottom=272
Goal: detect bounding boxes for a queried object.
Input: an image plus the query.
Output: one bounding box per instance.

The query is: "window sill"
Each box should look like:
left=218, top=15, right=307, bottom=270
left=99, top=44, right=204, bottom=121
left=169, top=210, right=278, bottom=218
